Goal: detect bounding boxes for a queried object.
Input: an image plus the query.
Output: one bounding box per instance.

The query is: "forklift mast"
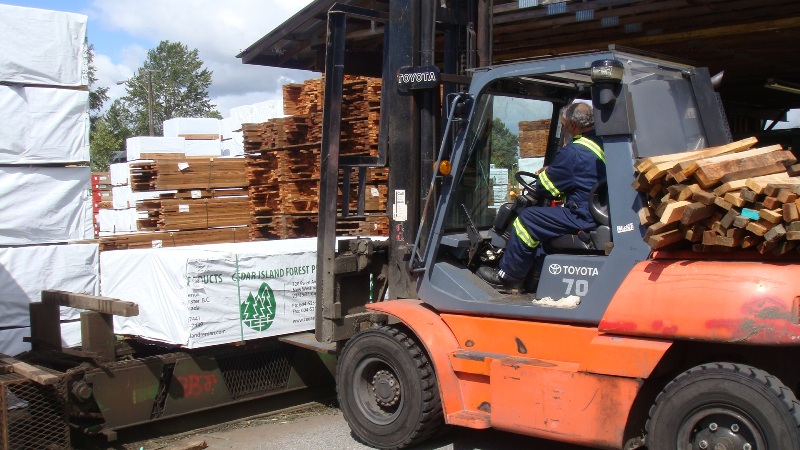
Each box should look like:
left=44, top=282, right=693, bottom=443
left=315, top=1, right=489, bottom=343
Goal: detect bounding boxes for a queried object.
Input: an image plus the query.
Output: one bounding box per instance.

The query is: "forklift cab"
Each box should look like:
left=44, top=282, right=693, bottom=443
left=416, top=48, right=730, bottom=325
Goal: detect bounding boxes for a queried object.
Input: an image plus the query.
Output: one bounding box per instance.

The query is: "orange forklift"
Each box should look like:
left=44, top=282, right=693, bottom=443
left=304, top=2, right=800, bottom=449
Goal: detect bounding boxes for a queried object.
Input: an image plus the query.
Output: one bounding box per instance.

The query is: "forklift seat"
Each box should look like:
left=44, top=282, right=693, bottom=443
left=548, top=181, right=611, bottom=252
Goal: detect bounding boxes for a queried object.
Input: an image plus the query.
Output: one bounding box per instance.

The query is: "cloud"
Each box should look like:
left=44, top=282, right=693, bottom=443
left=88, top=0, right=317, bottom=117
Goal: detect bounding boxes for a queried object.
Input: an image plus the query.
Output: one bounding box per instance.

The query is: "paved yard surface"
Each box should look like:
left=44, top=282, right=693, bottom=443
left=118, top=402, right=592, bottom=450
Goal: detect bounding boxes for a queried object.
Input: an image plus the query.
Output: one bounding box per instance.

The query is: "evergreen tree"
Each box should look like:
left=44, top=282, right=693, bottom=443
left=119, top=40, right=222, bottom=136
left=87, top=43, right=109, bottom=119
left=490, top=118, right=519, bottom=169
left=89, top=117, right=122, bottom=172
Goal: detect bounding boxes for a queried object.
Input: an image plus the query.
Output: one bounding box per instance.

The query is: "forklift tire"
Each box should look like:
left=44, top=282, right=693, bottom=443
left=337, top=325, right=443, bottom=449
left=646, top=362, right=800, bottom=450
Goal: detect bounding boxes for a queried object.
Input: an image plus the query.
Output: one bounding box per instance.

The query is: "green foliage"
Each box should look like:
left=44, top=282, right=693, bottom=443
left=90, top=100, right=133, bottom=171
left=118, top=40, right=222, bottom=136
left=490, top=118, right=519, bottom=169
left=89, top=117, right=123, bottom=172
left=87, top=43, right=109, bottom=119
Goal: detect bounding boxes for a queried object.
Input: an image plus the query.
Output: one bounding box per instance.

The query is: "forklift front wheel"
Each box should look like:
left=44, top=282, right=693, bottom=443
left=646, top=362, right=800, bottom=450
left=337, top=325, right=443, bottom=449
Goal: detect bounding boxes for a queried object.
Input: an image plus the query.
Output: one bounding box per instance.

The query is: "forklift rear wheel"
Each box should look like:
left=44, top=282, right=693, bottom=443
left=646, top=362, right=800, bottom=450
left=337, top=325, right=443, bottom=449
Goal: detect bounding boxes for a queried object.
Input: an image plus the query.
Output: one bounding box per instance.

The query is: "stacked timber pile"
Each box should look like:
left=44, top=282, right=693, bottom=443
left=131, top=155, right=249, bottom=232
left=519, top=119, right=550, bottom=158
left=634, top=137, right=800, bottom=255
left=244, top=76, right=389, bottom=240
left=99, top=155, right=250, bottom=250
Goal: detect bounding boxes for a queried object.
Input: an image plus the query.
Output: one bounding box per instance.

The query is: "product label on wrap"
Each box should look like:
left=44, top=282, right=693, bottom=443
left=185, top=252, right=317, bottom=348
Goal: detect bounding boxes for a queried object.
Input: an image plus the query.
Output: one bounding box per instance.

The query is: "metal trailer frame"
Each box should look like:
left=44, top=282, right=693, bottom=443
left=1, top=291, right=335, bottom=447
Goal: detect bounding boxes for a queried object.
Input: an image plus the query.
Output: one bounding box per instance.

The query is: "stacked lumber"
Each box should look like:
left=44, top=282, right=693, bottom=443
left=126, top=154, right=250, bottom=235
left=250, top=214, right=390, bottom=241
left=634, top=137, right=800, bottom=255
left=130, top=155, right=246, bottom=190
left=137, top=196, right=251, bottom=231
left=99, top=227, right=248, bottom=251
left=245, top=76, right=388, bottom=240
left=519, top=119, right=550, bottom=158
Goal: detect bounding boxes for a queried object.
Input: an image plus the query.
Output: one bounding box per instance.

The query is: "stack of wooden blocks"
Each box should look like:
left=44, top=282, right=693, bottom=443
left=634, top=137, right=800, bottom=255
left=99, top=155, right=250, bottom=250
left=130, top=155, right=249, bottom=232
left=244, top=76, right=389, bottom=240
left=519, top=119, right=550, bottom=158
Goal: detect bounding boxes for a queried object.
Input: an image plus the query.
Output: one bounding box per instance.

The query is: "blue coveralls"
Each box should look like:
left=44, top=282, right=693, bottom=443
left=498, top=132, right=606, bottom=281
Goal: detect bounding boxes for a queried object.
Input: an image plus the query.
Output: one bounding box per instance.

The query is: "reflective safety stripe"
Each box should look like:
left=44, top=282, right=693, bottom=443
left=538, top=171, right=561, bottom=197
left=574, top=137, right=605, bottom=163
left=512, top=217, right=540, bottom=249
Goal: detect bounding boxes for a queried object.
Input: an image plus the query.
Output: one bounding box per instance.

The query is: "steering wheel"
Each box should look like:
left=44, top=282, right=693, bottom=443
left=515, top=171, right=539, bottom=194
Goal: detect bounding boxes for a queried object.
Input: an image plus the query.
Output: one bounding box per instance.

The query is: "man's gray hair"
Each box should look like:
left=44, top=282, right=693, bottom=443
left=564, top=102, right=594, bottom=130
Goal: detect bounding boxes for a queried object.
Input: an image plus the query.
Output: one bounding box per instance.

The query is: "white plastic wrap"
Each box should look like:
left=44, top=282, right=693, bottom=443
left=0, top=85, right=89, bottom=164
left=112, top=186, right=178, bottom=209
left=0, top=166, right=93, bottom=245
left=0, top=243, right=100, bottom=328
left=219, top=117, right=240, bottom=140
left=0, top=5, right=88, bottom=86
left=221, top=136, right=244, bottom=157
left=228, top=99, right=283, bottom=125
left=109, top=162, right=130, bottom=186
left=126, top=136, right=185, bottom=161
left=111, top=185, right=132, bottom=210
left=184, top=139, right=221, bottom=156
left=96, top=208, right=139, bottom=233
left=163, top=118, right=221, bottom=137
left=60, top=320, right=82, bottom=348
left=102, top=239, right=319, bottom=348
left=0, top=327, right=31, bottom=356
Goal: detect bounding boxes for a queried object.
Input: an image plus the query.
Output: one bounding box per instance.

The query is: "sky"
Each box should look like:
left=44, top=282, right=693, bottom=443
left=2, top=0, right=317, bottom=117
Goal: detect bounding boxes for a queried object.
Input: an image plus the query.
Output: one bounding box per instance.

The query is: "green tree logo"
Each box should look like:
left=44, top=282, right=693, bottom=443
left=240, top=282, right=277, bottom=331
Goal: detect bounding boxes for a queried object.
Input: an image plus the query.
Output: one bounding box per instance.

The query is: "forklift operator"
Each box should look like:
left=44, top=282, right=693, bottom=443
left=477, top=102, right=606, bottom=293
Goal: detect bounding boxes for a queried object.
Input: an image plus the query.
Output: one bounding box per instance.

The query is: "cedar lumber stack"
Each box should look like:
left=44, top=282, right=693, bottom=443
left=634, top=137, right=800, bottom=255
left=138, top=196, right=250, bottom=231
left=245, top=76, right=388, bottom=240
left=127, top=154, right=250, bottom=235
left=518, top=119, right=550, bottom=158
left=130, top=156, right=246, bottom=190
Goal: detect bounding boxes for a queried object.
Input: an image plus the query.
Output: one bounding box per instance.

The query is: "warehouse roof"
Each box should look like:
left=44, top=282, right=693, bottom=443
left=238, top=0, right=800, bottom=118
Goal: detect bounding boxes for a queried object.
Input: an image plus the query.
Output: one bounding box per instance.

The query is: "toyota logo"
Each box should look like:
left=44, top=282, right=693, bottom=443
left=548, top=264, right=562, bottom=275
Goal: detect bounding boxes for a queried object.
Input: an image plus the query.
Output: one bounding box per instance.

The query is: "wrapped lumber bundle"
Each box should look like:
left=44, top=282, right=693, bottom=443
left=246, top=76, right=388, bottom=240
left=634, top=137, right=800, bottom=255
left=102, top=239, right=320, bottom=348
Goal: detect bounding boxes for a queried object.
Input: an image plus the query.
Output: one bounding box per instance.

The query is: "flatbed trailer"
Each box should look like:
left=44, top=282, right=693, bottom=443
left=0, top=290, right=335, bottom=449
